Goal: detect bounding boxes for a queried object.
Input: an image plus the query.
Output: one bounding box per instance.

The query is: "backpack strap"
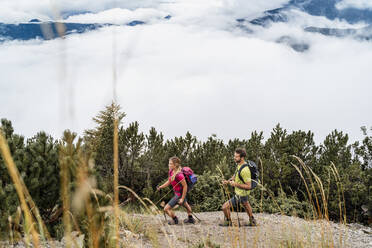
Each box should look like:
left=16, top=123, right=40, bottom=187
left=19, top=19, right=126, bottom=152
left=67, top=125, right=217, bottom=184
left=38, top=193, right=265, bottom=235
left=237, top=163, right=249, bottom=184
left=174, top=171, right=186, bottom=193
left=247, top=160, right=257, bottom=180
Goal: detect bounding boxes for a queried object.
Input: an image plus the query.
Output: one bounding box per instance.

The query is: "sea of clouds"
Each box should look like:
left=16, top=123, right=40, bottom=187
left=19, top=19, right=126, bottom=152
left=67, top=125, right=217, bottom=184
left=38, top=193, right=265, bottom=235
left=0, top=0, right=371, bottom=143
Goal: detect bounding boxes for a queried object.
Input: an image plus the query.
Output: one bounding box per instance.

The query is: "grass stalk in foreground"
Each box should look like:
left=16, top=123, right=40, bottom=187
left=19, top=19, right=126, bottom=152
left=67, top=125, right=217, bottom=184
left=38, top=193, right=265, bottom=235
left=0, top=131, right=40, bottom=247
left=113, top=118, right=119, bottom=248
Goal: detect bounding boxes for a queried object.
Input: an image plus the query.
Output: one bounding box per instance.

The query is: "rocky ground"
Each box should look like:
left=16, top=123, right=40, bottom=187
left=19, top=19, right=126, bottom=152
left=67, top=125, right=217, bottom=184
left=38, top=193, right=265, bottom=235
left=2, top=212, right=372, bottom=247
left=124, top=211, right=372, bottom=248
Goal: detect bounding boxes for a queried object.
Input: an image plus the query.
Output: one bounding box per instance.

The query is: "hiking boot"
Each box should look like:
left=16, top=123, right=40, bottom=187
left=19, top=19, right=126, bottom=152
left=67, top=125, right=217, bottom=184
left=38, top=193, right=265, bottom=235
left=247, top=217, right=257, bottom=226
left=183, top=216, right=195, bottom=224
left=219, top=220, right=232, bottom=227
left=168, top=217, right=179, bottom=225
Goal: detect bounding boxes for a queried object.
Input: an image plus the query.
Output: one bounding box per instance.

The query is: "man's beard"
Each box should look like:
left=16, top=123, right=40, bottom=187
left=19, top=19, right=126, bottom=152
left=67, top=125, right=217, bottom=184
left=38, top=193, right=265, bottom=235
left=235, top=159, right=241, bottom=164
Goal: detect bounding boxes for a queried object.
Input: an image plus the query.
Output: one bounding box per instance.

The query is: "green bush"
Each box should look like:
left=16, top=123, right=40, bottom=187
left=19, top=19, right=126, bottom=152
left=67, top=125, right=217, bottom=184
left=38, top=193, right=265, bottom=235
left=239, top=188, right=312, bottom=218
left=188, top=171, right=226, bottom=212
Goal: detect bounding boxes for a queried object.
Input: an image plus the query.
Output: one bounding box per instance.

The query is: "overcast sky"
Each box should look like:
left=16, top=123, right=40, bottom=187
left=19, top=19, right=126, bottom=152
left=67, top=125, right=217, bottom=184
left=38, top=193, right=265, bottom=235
left=0, top=0, right=371, bottom=144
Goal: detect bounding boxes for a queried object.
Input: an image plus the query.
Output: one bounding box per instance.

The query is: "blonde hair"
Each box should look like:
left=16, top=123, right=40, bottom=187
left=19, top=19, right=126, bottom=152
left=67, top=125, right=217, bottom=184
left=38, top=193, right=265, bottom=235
left=170, top=156, right=182, bottom=181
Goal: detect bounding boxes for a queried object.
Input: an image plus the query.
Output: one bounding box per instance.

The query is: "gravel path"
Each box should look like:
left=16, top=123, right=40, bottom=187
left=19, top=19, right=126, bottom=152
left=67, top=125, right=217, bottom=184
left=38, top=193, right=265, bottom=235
left=2, top=212, right=371, bottom=247
left=126, top=211, right=372, bottom=248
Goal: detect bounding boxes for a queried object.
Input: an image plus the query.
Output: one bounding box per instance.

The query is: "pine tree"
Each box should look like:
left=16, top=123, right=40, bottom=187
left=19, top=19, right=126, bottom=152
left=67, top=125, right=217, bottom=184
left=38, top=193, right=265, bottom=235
left=318, top=130, right=353, bottom=220
left=0, top=119, right=25, bottom=234
left=193, top=134, right=225, bottom=173
left=84, top=102, right=126, bottom=181
left=164, top=132, right=197, bottom=164
left=142, top=127, right=166, bottom=197
left=263, top=124, right=289, bottom=194
left=319, top=130, right=351, bottom=171
left=285, top=130, right=318, bottom=195
left=118, top=121, right=145, bottom=190
left=22, top=132, right=60, bottom=220
left=246, top=131, right=265, bottom=163
left=356, top=126, right=372, bottom=170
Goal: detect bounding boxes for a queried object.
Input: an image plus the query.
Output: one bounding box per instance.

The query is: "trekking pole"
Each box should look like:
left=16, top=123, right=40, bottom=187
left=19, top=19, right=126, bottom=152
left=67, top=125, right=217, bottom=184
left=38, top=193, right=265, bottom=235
left=190, top=212, right=201, bottom=222
left=214, top=173, right=236, bottom=226
left=186, top=205, right=202, bottom=222
left=178, top=202, right=201, bottom=222
left=223, top=179, right=241, bottom=227
left=191, top=212, right=201, bottom=222
left=155, top=188, right=173, bottom=205
left=163, top=212, right=167, bottom=222
left=160, top=202, right=168, bottom=222
left=155, top=179, right=184, bottom=206
left=156, top=179, right=188, bottom=223
left=236, top=199, right=241, bottom=227
left=230, top=180, right=241, bottom=228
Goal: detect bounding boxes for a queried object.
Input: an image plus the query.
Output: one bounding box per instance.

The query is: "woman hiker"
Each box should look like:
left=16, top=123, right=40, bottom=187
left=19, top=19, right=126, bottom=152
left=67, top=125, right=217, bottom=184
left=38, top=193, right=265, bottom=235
left=157, top=156, right=195, bottom=225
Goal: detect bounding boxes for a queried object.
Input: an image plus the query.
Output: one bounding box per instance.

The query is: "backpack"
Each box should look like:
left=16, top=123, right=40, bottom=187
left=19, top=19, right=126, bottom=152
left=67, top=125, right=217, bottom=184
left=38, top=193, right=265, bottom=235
left=237, top=160, right=259, bottom=189
left=181, top=167, right=197, bottom=191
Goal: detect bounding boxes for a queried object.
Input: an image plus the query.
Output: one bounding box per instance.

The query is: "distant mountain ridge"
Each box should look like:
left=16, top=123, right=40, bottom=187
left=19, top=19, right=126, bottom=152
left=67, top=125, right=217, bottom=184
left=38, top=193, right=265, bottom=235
left=250, top=0, right=372, bottom=26
left=0, top=15, right=162, bottom=42
left=1, top=1, right=371, bottom=52
left=234, top=0, right=372, bottom=52
left=0, top=21, right=105, bottom=41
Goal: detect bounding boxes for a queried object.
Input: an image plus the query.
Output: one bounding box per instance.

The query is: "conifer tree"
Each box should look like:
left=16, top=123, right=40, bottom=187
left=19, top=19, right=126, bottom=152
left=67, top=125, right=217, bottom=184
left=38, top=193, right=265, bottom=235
left=23, top=132, right=60, bottom=220
left=84, top=102, right=126, bottom=181
left=0, top=119, right=25, bottom=233
left=142, top=127, right=166, bottom=197
left=263, top=124, right=289, bottom=194
left=118, top=121, right=145, bottom=189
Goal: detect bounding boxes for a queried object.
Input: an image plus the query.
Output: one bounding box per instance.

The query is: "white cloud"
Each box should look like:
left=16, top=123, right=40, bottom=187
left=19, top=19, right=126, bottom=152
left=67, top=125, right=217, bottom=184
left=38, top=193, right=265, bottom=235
left=0, top=0, right=164, bottom=23
left=243, top=9, right=369, bottom=46
left=0, top=0, right=371, bottom=144
left=336, top=0, right=372, bottom=10
left=155, top=0, right=289, bottom=29
left=0, top=0, right=289, bottom=23
left=65, top=8, right=168, bottom=24
left=221, top=0, right=289, bottom=18
left=284, top=9, right=368, bottom=28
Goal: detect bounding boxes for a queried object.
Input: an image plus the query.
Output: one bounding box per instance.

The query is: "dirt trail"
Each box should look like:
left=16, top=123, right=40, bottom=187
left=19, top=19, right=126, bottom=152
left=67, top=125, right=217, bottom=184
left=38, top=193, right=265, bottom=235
left=124, top=211, right=372, bottom=248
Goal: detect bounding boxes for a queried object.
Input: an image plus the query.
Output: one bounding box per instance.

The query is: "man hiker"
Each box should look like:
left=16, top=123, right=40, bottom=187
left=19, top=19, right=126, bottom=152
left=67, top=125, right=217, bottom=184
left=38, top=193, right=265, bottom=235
left=157, top=156, right=195, bottom=225
left=219, top=148, right=257, bottom=226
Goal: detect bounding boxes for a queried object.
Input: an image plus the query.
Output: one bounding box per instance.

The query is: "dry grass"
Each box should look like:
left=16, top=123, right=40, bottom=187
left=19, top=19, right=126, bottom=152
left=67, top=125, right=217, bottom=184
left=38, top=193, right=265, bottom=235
left=113, top=118, right=119, bottom=248
left=0, top=131, right=40, bottom=247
